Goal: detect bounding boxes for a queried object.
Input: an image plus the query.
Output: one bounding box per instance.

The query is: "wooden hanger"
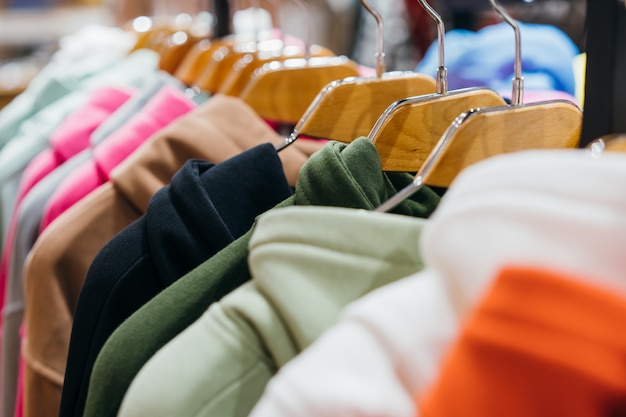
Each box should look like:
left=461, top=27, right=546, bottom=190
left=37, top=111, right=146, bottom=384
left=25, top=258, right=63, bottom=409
left=174, top=37, right=236, bottom=86
left=238, top=0, right=362, bottom=125
left=194, top=0, right=292, bottom=93
left=376, top=101, right=582, bottom=212
left=219, top=43, right=336, bottom=96
left=375, top=0, right=583, bottom=213
left=283, top=0, right=437, bottom=143
left=125, top=13, right=209, bottom=76
left=127, top=16, right=177, bottom=52
left=157, top=30, right=205, bottom=74
left=218, top=0, right=336, bottom=96
left=240, top=55, right=361, bottom=124
left=368, top=0, right=508, bottom=172
left=195, top=35, right=269, bottom=93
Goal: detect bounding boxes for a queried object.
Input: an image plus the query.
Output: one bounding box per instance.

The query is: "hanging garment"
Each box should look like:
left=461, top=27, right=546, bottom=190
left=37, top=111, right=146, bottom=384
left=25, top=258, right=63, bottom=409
left=0, top=25, right=136, bottom=151
left=20, top=95, right=312, bottom=417
left=247, top=148, right=626, bottom=417
left=4, top=73, right=190, bottom=376
left=2, top=73, right=183, bottom=417
left=88, top=71, right=187, bottom=148
left=418, top=265, right=626, bottom=417
left=60, top=145, right=294, bottom=417
left=248, top=259, right=453, bottom=417
left=0, top=85, right=133, bottom=417
left=416, top=22, right=579, bottom=97
left=117, top=205, right=430, bottom=417
left=39, top=85, right=197, bottom=231
left=82, top=138, right=440, bottom=417
left=15, top=86, right=135, bottom=205
left=0, top=50, right=159, bottom=252
left=0, top=94, right=86, bottom=246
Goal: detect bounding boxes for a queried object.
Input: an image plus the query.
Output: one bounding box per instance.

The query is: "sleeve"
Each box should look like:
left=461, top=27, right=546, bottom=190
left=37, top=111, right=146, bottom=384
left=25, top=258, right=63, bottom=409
left=249, top=271, right=459, bottom=417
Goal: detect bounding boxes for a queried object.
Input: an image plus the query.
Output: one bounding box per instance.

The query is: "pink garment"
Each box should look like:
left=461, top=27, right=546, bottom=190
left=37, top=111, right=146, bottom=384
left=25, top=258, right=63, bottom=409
left=15, top=87, right=135, bottom=205
left=0, top=86, right=133, bottom=417
left=0, top=85, right=133, bottom=329
left=40, top=85, right=196, bottom=232
left=0, top=87, right=133, bottom=309
left=10, top=86, right=195, bottom=417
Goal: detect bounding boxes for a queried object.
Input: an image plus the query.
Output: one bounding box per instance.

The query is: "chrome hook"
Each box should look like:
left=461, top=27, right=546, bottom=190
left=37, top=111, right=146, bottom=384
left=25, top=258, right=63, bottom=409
left=416, top=0, right=447, bottom=94
left=359, top=0, right=385, bottom=78
left=489, top=0, right=524, bottom=105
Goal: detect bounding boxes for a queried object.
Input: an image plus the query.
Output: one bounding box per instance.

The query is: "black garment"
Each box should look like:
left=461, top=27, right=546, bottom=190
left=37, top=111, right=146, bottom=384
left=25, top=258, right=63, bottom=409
left=59, top=144, right=293, bottom=417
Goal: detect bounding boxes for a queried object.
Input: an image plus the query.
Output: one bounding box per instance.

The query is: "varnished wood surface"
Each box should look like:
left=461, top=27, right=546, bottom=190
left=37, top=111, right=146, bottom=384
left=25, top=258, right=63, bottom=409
left=295, top=72, right=437, bottom=142
left=240, top=56, right=360, bottom=124
left=195, top=41, right=258, bottom=93
left=174, top=38, right=233, bottom=86
left=219, top=45, right=335, bottom=97
left=422, top=101, right=583, bottom=187
left=371, top=88, right=507, bottom=172
left=157, top=33, right=203, bottom=75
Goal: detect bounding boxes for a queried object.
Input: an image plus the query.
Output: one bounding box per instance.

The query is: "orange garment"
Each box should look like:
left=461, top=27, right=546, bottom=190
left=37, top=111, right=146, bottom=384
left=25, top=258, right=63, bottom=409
left=418, top=266, right=626, bottom=417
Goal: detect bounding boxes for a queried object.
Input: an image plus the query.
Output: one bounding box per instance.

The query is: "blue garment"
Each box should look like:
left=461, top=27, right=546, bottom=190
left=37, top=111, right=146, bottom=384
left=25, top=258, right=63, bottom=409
left=416, top=22, right=579, bottom=97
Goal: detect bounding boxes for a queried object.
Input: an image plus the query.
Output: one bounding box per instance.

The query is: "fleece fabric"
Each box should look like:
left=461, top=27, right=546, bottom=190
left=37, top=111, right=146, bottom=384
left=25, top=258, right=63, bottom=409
left=60, top=144, right=293, bottom=417
left=0, top=50, right=158, bottom=254
left=418, top=265, right=626, bottom=417
left=117, top=205, right=429, bottom=417
left=21, top=95, right=312, bottom=417
left=0, top=85, right=133, bottom=417
left=247, top=148, right=626, bottom=417
left=39, top=85, right=196, bottom=231
left=83, top=137, right=440, bottom=417
left=3, top=73, right=182, bottom=417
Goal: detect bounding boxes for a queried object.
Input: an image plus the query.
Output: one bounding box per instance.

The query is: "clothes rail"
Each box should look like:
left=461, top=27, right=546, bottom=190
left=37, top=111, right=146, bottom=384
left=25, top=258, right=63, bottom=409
left=214, top=0, right=231, bottom=38
left=580, top=0, right=626, bottom=146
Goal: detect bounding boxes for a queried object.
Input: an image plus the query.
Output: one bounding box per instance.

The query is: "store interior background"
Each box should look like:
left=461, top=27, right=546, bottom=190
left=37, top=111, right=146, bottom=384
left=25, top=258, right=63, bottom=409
left=0, top=0, right=586, bottom=109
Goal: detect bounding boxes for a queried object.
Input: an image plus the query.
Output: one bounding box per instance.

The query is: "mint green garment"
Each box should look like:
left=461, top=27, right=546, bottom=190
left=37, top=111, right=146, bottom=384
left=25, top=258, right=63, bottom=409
left=118, top=205, right=428, bottom=417
left=83, top=137, right=440, bottom=417
left=0, top=50, right=159, bottom=249
left=0, top=25, right=135, bottom=151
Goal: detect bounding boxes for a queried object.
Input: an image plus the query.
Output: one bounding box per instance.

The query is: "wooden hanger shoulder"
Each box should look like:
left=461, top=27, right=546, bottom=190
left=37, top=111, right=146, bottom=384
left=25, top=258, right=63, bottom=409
left=195, top=41, right=257, bottom=93
left=131, top=25, right=175, bottom=52
left=219, top=45, right=335, bottom=97
left=295, top=72, right=437, bottom=142
left=174, top=38, right=234, bottom=86
left=423, top=100, right=583, bottom=187
left=240, top=56, right=360, bottom=124
left=372, top=88, right=507, bottom=172
left=158, top=32, right=203, bottom=74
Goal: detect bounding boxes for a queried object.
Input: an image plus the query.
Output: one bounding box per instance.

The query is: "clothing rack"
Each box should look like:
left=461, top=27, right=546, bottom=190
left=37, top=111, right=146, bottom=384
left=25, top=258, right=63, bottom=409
left=214, top=0, right=231, bottom=38
left=580, top=0, right=626, bottom=147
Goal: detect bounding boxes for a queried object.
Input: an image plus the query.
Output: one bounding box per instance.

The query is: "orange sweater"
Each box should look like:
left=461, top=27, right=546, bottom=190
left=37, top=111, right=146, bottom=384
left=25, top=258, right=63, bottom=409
left=418, top=266, right=626, bottom=417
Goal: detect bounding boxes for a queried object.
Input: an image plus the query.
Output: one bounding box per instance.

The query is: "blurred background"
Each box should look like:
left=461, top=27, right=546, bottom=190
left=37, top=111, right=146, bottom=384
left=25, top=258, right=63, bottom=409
left=0, top=0, right=587, bottom=108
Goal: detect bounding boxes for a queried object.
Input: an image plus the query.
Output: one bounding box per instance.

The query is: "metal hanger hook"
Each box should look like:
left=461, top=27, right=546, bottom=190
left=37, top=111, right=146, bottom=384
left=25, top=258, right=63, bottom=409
left=359, top=0, right=385, bottom=78
left=416, top=0, right=447, bottom=94
left=488, top=0, right=524, bottom=105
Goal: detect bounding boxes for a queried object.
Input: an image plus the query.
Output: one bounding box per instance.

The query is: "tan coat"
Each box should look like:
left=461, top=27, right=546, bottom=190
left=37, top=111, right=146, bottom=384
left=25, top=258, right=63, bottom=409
left=22, top=95, right=317, bottom=417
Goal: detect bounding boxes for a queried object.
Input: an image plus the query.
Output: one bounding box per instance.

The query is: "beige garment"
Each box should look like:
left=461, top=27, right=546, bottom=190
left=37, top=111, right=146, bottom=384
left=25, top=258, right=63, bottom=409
left=22, top=94, right=316, bottom=417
